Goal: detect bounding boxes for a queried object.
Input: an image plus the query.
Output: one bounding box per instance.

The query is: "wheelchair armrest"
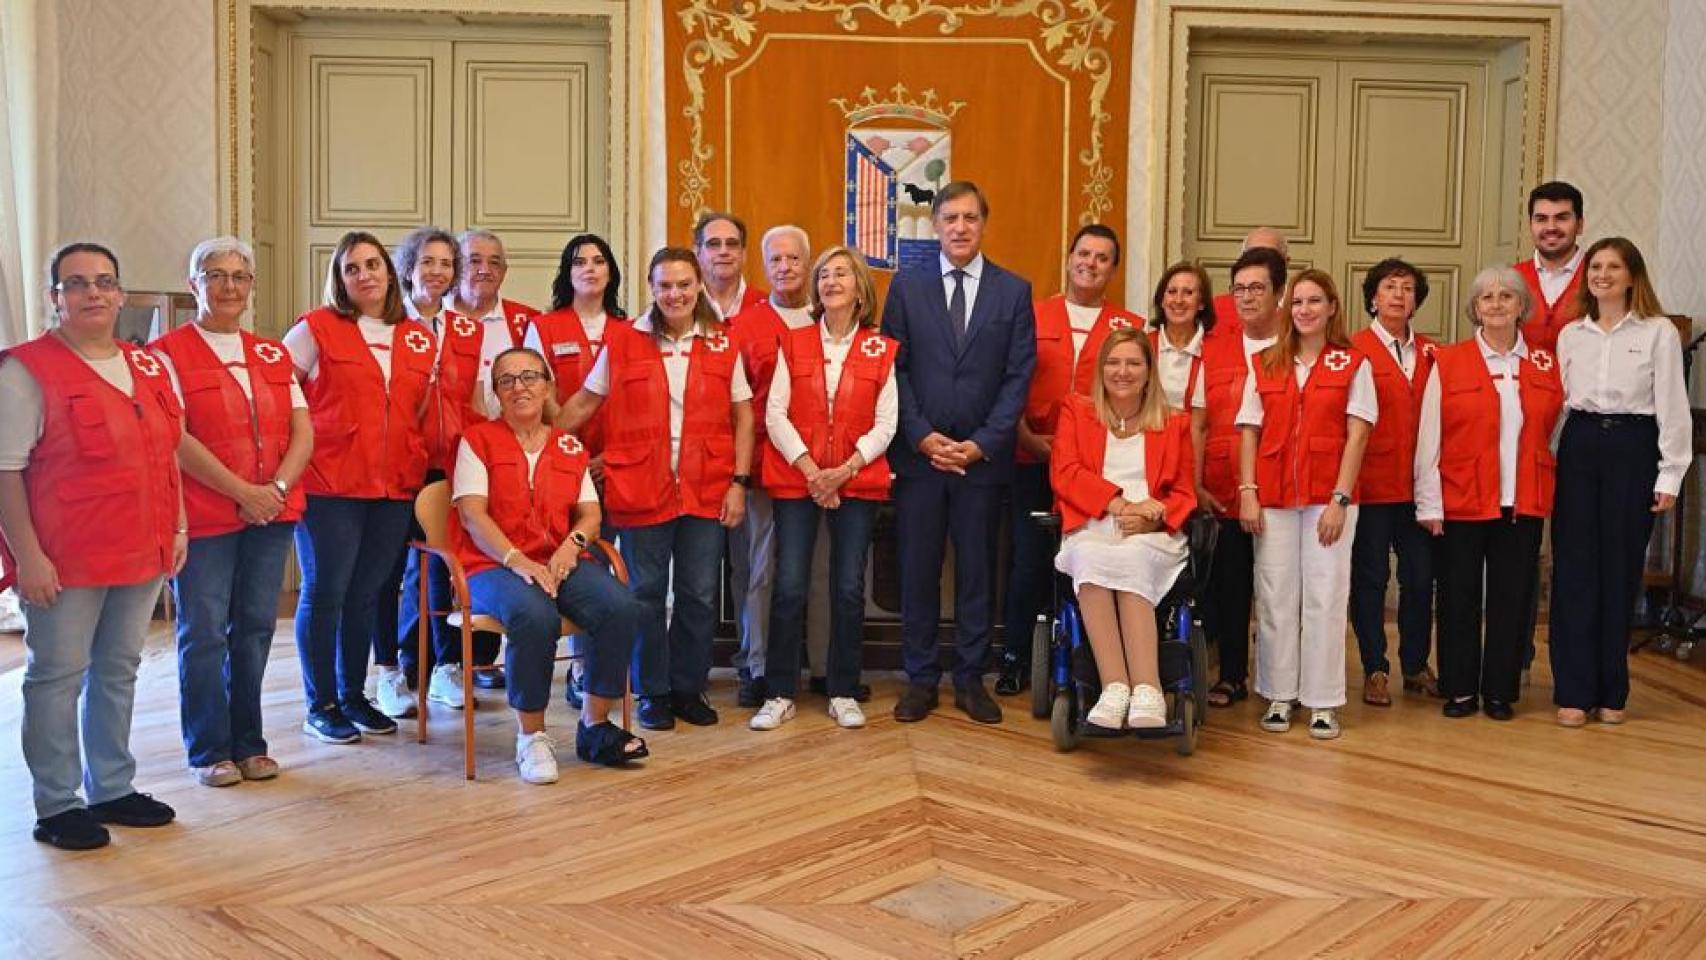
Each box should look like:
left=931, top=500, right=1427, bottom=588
left=1029, top=511, right=1063, bottom=533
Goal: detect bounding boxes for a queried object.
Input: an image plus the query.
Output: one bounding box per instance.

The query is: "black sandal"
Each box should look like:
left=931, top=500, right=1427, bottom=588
left=576, top=720, right=649, bottom=766
left=1207, top=680, right=1248, bottom=708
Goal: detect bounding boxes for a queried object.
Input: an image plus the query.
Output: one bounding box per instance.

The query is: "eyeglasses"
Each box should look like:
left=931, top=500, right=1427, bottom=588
left=699, top=238, right=743, bottom=250
left=1230, top=283, right=1270, bottom=298
left=54, top=275, right=121, bottom=295
left=493, top=370, right=548, bottom=391
left=198, top=270, right=255, bottom=286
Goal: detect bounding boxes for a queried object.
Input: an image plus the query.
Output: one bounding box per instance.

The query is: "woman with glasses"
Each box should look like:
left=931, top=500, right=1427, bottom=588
left=0, top=242, right=185, bottom=849
left=453, top=348, right=646, bottom=782
left=556, top=247, right=755, bottom=732
left=281, top=231, right=435, bottom=745
left=150, top=237, right=311, bottom=786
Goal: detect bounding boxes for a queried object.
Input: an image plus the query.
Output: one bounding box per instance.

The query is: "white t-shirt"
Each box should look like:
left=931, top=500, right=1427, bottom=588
left=155, top=323, right=308, bottom=408
left=1234, top=352, right=1380, bottom=428
left=1064, top=301, right=1101, bottom=361
left=581, top=315, right=753, bottom=471
left=0, top=351, right=135, bottom=470
left=282, top=315, right=399, bottom=384
left=451, top=436, right=598, bottom=503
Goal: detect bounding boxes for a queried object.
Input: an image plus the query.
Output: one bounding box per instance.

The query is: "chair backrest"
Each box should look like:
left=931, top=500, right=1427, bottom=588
left=415, top=479, right=453, bottom=549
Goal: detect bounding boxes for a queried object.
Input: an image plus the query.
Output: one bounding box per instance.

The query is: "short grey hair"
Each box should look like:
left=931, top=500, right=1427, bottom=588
left=456, top=228, right=505, bottom=255
left=1463, top=264, right=1533, bottom=327
left=188, top=236, right=255, bottom=277
left=761, top=224, right=811, bottom=259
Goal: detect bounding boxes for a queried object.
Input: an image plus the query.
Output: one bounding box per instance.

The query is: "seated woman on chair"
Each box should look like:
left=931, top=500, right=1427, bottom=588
left=1050, top=327, right=1197, bottom=731
left=452, top=347, right=646, bottom=784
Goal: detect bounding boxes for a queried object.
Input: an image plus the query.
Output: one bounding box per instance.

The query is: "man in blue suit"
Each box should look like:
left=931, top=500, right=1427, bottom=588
left=881, top=181, right=1037, bottom=723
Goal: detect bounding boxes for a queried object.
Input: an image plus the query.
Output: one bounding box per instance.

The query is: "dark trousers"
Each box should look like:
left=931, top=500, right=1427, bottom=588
left=1202, top=516, right=1253, bottom=685
left=1348, top=500, right=1436, bottom=677
left=466, top=563, right=639, bottom=711
left=766, top=496, right=877, bottom=698
left=1000, top=463, right=1054, bottom=668
left=1549, top=413, right=1660, bottom=711
left=894, top=473, right=1002, bottom=688
left=293, top=495, right=413, bottom=708
left=1436, top=511, right=1543, bottom=704
left=619, top=515, right=726, bottom=697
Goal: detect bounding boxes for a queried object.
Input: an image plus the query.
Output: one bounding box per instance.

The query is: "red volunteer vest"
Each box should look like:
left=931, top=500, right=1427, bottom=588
left=1021, top=295, right=1142, bottom=463
left=1350, top=326, right=1436, bottom=505
left=150, top=324, right=305, bottom=538
left=1147, top=328, right=1204, bottom=412
left=1432, top=340, right=1564, bottom=520
left=1513, top=259, right=1584, bottom=354
left=1049, top=394, right=1196, bottom=535
left=422, top=310, right=484, bottom=472
left=532, top=308, right=627, bottom=456
left=732, top=301, right=793, bottom=484
left=1198, top=325, right=1263, bottom=517
left=451, top=420, right=591, bottom=577
left=1250, top=345, right=1367, bottom=509
left=599, top=321, right=741, bottom=527
left=298, top=308, right=435, bottom=501
left=0, top=335, right=182, bottom=587
left=761, top=326, right=896, bottom=502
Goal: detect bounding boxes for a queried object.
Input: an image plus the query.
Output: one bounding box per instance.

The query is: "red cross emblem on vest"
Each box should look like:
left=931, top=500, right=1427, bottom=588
left=129, top=350, right=161, bottom=378
left=452, top=316, right=477, bottom=339
left=252, top=342, right=285, bottom=366
left=1323, top=349, right=1351, bottom=372
left=1421, top=342, right=1436, bottom=359
left=1530, top=350, right=1554, bottom=372
left=404, top=330, right=431, bottom=354
left=703, top=332, right=729, bottom=353
left=1107, top=315, right=1132, bottom=330
left=859, top=337, right=886, bottom=358
left=557, top=434, right=583, bottom=456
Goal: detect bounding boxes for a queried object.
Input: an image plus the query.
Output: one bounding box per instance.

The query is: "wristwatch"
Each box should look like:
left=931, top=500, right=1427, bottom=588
left=569, top=530, right=590, bottom=550
left=271, top=478, right=289, bottom=497
left=731, top=474, right=753, bottom=488
left=1331, top=490, right=1352, bottom=507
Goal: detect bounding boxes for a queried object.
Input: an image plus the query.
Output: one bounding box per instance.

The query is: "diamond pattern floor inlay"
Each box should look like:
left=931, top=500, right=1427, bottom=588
left=871, top=873, right=1018, bottom=933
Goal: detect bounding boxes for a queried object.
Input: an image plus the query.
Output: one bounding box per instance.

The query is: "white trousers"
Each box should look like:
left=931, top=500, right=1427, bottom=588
left=1253, top=504, right=1356, bottom=709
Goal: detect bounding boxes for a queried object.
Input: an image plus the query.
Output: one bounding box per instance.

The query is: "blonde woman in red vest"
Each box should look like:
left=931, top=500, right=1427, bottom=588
left=454, top=348, right=646, bottom=782
left=151, top=237, right=311, bottom=786
left=1051, top=328, right=1196, bottom=729
left=556, top=247, right=755, bottom=731
left=747, top=246, right=896, bottom=731
left=1236, top=269, right=1377, bottom=740
left=282, top=232, right=435, bottom=745
left=1550, top=238, right=1690, bottom=726
left=1414, top=265, right=1561, bottom=721
left=999, top=224, right=1135, bottom=696
left=1347, top=259, right=1440, bottom=707
left=0, top=243, right=185, bottom=849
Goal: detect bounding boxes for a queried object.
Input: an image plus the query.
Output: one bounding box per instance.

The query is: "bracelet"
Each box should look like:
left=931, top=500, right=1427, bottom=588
left=1237, top=483, right=1259, bottom=493
left=175, top=527, right=189, bottom=535
left=501, top=547, right=518, bottom=568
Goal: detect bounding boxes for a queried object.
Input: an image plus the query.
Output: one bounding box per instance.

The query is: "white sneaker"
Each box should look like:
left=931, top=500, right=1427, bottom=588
left=516, top=731, right=559, bottom=784
left=1087, top=682, right=1131, bottom=730
left=375, top=668, right=416, bottom=719
left=1127, top=684, right=1167, bottom=729
left=828, top=697, right=866, bottom=729
left=428, top=664, right=471, bottom=709
left=1308, top=709, right=1341, bottom=740
left=1260, top=699, right=1293, bottom=733
left=749, top=698, right=796, bottom=731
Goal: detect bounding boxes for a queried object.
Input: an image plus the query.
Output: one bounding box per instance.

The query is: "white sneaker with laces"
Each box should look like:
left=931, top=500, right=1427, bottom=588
left=1260, top=699, right=1293, bottom=733
left=749, top=698, right=796, bottom=731
left=428, top=664, right=471, bottom=709
left=516, top=731, right=559, bottom=784
left=1087, top=682, right=1131, bottom=730
left=1127, top=684, right=1167, bottom=729
left=827, top=697, right=866, bottom=729
left=375, top=668, right=416, bottom=718
left=1309, top=708, right=1341, bottom=740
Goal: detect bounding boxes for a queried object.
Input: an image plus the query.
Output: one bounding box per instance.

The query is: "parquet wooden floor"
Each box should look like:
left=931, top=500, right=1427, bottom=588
left=0, top=622, right=1703, bottom=959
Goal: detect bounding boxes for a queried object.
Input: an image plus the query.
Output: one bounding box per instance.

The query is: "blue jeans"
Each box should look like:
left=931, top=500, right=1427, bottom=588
left=171, top=523, right=294, bottom=767
left=766, top=496, right=876, bottom=698
left=467, top=562, right=641, bottom=711
left=293, top=495, right=413, bottom=709
left=619, top=516, right=726, bottom=697
left=21, top=577, right=164, bottom=818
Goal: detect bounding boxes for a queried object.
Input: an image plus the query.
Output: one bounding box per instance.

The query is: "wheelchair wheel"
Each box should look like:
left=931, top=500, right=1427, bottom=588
left=1176, top=695, right=1198, bottom=756
left=1030, top=620, right=1052, bottom=719
left=1050, top=692, right=1080, bottom=751
left=1189, top=622, right=1211, bottom=719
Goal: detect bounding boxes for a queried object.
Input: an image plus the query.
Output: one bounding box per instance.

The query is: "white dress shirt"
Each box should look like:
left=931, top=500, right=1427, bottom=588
left=710, top=277, right=751, bottom=321
left=445, top=295, right=531, bottom=416
left=939, top=252, right=985, bottom=328
left=1414, top=331, right=1527, bottom=522
left=1235, top=352, right=1379, bottom=428
left=1556, top=312, right=1693, bottom=495
left=1155, top=325, right=1207, bottom=410
left=1534, top=248, right=1584, bottom=307
left=581, top=314, right=753, bottom=472
left=764, top=324, right=899, bottom=469
left=1371, top=322, right=1417, bottom=378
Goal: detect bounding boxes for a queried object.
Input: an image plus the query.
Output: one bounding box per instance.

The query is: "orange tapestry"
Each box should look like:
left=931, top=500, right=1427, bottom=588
left=664, top=1, right=1135, bottom=303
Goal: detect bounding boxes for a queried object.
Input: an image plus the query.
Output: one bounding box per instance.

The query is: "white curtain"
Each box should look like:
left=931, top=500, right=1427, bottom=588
left=0, top=0, right=56, bottom=348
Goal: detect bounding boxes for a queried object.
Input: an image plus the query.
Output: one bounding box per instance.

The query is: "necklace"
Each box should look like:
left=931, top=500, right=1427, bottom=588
left=54, top=328, right=119, bottom=362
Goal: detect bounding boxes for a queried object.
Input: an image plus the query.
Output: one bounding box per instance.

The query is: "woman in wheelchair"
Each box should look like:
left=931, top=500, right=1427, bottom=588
left=452, top=348, right=646, bottom=784
left=1050, top=328, right=1197, bottom=730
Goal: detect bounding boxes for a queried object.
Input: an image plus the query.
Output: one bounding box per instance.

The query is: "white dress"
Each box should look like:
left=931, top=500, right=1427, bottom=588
left=1053, top=432, right=1188, bottom=605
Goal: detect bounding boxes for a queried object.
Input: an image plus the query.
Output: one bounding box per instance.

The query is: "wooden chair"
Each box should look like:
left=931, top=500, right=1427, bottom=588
left=409, top=479, right=632, bottom=779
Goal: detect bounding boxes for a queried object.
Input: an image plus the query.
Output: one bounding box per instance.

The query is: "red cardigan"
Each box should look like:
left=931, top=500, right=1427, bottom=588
left=1050, top=393, right=1196, bottom=535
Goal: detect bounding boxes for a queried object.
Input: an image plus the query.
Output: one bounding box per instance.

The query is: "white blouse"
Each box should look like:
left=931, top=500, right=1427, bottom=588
left=1555, top=313, right=1692, bottom=495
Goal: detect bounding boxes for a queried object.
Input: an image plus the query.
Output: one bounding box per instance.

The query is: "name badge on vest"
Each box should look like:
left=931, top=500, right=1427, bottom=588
left=552, top=342, right=581, bottom=358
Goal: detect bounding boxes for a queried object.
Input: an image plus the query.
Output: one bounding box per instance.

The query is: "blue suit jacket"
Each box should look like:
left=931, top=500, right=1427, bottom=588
left=880, top=257, right=1037, bottom=486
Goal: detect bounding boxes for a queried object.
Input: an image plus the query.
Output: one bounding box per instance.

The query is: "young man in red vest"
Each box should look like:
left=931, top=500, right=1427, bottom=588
left=1513, top=181, right=1586, bottom=354
left=1347, top=259, right=1440, bottom=706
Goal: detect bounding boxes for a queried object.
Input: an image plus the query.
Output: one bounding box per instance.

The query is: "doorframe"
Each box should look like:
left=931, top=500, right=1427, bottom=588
left=214, top=0, right=641, bottom=303
left=1148, top=0, right=1560, bottom=287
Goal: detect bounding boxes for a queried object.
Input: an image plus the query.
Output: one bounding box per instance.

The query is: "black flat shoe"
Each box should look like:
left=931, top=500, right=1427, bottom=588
left=1483, top=699, right=1515, bottom=721
left=472, top=666, right=507, bottom=690
left=636, top=696, right=675, bottom=731
left=87, top=792, right=176, bottom=828
left=669, top=691, right=719, bottom=726
left=576, top=721, right=649, bottom=766
left=33, top=809, right=110, bottom=850
left=1442, top=696, right=1479, bottom=719
left=894, top=684, right=938, bottom=722
left=954, top=682, right=1003, bottom=724
left=994, top=654, right=1028, bottom=696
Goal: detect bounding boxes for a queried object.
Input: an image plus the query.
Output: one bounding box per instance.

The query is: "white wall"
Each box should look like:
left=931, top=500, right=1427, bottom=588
left=1660, top=0, right=1706, bottom=321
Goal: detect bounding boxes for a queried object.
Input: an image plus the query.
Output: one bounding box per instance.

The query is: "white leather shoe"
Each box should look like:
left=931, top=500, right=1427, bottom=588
left=1127, top=684, right=1167, bottom=729
left=1086, top=682, right=1131, bottom=730
left=749, top=698, right=796, bottom=731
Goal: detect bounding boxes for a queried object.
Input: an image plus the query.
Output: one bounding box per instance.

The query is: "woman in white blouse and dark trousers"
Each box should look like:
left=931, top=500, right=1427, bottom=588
left=1549, top=238, right=1691, bottom=727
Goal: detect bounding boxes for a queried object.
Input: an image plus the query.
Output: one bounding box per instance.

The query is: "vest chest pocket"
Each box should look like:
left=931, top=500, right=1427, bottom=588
left=67, top=395, right=118, bottom=459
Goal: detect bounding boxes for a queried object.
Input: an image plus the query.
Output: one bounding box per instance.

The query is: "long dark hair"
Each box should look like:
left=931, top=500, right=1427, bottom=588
left=324, top=231, right=405, bottom=323
left=550, top=233, right=624, bottom=317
